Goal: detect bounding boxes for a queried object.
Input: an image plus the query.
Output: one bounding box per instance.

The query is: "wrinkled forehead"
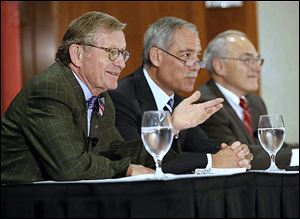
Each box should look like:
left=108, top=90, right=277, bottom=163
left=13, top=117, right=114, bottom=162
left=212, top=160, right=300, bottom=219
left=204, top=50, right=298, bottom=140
left=225, top=35, right=258, bottom=57
left=95, top=30, right=126, bottom=48
left=172, top=28, right=202, bottom=51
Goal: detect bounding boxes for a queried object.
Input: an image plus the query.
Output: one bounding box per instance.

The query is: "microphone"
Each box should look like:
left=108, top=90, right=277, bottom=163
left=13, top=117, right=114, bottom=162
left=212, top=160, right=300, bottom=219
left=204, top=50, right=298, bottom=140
left=87, top=137, right=99, bottom=151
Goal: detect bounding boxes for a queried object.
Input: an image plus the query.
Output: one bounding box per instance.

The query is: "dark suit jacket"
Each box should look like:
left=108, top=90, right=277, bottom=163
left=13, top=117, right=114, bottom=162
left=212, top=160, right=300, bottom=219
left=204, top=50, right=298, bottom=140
left=1, top=62, right=157, bottom=184
left=109, top=67, right=221, bottom=173
left=199, top=79, right=294, bottom=169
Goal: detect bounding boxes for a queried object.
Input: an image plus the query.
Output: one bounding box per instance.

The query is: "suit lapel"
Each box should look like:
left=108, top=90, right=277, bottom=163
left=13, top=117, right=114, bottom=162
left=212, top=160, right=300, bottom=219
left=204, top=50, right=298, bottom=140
left=63, top=64, right=88, bottom=138
left=134, top=68, right=158, bottom=112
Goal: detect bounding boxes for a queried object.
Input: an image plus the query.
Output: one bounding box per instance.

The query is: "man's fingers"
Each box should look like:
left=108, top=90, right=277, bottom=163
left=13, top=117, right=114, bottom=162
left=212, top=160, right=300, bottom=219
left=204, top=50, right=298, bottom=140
left=221, top=143, right=228, bottom=149
left=238, top=159, right=252, bottom=170
left=202, top=98, right=224, bottom=109
left=230, top=141, right=241, bottom=150
left=205, top=103, right=223, bottom=116
left=184, top=91, right=201, bottom=104
left=245, top=152, right=253, bottom=161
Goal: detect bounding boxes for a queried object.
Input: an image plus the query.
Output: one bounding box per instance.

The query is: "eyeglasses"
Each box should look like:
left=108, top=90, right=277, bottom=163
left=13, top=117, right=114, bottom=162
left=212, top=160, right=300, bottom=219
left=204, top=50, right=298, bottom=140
left=218, top=56, right=264, bottom=67
left=82, top=44, right=130, bottom=63
left=157, top=48, right=206, bottom=69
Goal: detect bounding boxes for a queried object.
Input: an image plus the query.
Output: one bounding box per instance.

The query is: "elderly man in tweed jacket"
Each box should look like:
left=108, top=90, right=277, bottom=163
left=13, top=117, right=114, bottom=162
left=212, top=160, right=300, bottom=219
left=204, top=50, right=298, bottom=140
left=1, top=11, right=228, bottom=184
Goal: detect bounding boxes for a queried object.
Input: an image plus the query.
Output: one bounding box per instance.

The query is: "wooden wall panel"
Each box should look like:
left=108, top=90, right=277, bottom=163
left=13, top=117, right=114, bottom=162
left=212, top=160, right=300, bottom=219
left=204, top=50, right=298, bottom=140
left=55, top=1, right=207, bottom=81
left=19, top=1, right=257, bottom=96
left=20, top=1, right=57, bottom=84
left=205, top=1, right=257, bottom=47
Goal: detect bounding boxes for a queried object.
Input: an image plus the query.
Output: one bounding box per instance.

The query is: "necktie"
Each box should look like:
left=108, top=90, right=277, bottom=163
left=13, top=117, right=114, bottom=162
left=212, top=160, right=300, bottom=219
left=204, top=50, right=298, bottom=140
left=239, top=98, right=253, bottom=137
left=86, top=96, right=105, bottom=116
left=163, top=98, right=174, bottom=113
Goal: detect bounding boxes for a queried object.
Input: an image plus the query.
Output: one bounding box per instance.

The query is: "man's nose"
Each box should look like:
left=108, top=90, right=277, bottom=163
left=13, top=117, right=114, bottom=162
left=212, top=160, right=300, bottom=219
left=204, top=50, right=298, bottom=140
left=113, top=55, right=126, bottom=69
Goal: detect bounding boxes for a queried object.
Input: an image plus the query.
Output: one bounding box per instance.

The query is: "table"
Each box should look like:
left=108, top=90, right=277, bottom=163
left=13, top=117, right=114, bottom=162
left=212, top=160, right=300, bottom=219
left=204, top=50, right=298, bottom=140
left=1, top=172, right=299, bottom=218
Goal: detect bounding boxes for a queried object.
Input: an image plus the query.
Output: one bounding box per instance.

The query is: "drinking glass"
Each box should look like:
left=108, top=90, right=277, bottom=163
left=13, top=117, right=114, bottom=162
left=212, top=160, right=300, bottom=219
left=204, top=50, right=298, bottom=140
left=141, top=111, right=174, bottom=179
left=258, top=114, right=285, bottom=172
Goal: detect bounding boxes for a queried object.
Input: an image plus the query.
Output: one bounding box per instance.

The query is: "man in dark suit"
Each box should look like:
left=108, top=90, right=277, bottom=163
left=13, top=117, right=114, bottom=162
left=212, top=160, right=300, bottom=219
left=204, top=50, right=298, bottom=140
left=109, top=17, right=253, bottom=172
left=198, top=30, right=298, bottom=169
left=1, top=12, right=227, bottom=184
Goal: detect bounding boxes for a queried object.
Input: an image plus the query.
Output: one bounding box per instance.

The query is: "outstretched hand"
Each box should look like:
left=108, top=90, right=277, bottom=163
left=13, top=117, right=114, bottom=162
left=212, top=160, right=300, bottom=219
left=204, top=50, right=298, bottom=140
left=172, top=91, right=223, bottom=133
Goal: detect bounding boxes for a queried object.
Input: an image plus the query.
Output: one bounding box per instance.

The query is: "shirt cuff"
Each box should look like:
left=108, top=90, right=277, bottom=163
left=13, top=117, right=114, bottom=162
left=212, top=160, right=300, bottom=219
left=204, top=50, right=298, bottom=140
left=206, top=153, right=212, bottom=169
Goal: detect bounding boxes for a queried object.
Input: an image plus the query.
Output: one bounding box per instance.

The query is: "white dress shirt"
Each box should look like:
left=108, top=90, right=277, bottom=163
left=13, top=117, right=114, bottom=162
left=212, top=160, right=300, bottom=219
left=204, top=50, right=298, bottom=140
left=215, top=82, right=246, bottom=121
left=72, top=72, right=93, bottom=136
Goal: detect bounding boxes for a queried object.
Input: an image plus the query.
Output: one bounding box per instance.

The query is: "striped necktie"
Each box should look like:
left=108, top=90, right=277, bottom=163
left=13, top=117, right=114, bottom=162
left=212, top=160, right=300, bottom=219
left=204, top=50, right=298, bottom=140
left=163, top=98, right=174, bottom=113
left=86, top=96, right=105, bottom=116
left=239, top=98, right=253, bottom=137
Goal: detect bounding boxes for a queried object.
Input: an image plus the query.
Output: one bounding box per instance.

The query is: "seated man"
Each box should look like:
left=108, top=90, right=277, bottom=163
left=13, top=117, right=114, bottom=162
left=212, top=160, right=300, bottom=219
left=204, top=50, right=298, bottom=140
left=198, top=30, right=298, bottom=169
left=1, top=12, right=243, bottom=184
left=109, top=16, right=253, bottom=173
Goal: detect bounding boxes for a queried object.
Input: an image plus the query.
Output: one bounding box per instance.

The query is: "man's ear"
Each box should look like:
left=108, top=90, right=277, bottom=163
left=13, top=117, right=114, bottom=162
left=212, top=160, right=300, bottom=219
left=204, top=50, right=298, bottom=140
left=69, top=44, right=83, bottom=67
left=212, top=58, right=225, bottom=76
left=149, top=47, right=162, bottom=67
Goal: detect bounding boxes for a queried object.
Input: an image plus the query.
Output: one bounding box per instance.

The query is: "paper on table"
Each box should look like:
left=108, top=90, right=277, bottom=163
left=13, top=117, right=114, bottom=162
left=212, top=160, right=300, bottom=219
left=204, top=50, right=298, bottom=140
left=194, top=168, right=246, bottom=176
left=32, top=169, right=248, bottom=184
left=290, top=148, right=299, bottom=166
left=33, top=173, right=178, bottom=184
left=249, top=169, right=299, bottom=174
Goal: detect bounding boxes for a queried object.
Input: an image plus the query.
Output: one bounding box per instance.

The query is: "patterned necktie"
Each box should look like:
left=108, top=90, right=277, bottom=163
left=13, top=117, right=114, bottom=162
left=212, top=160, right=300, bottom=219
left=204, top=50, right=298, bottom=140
left=163, top=98, right=174, bottom=113
left=86, top=96, right=105, bottom=116
left=239, top=98, right=253, bottom=137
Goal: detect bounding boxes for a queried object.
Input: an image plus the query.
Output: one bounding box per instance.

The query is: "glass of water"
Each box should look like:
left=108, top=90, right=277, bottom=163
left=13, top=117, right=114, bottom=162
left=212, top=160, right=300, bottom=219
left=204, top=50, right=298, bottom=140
left=141, top=111, right=174, bottom=179
left=258, top=114, right=285, bottom=172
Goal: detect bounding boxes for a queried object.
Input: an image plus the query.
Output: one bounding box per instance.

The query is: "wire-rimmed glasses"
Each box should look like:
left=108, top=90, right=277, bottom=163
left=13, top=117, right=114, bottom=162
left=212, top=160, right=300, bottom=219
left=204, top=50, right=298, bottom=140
left=218, top=56, right=264, bottom=67
left=157, top=47, right=206, bottom=69
left=82, top=44, right=130, bottom=62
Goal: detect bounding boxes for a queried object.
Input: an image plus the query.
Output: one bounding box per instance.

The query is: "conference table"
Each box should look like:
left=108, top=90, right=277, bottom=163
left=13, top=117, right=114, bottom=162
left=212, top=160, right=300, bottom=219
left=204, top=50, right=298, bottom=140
left=1, top=170, right=299, bottom=218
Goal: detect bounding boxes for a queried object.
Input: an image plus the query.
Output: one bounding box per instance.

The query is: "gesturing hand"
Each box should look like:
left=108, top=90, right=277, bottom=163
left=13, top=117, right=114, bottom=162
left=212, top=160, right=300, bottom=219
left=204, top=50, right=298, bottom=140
left=172, top=91, right=223, bottom=133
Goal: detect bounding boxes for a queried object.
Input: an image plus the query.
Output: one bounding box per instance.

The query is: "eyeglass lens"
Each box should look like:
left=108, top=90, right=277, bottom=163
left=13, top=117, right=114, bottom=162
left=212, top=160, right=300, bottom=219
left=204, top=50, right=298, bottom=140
left=109, top=48, right=130, bottom=62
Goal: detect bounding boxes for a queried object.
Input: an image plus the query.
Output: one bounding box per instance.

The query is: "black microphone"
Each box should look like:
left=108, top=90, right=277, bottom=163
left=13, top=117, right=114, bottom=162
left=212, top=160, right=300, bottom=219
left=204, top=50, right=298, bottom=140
left=87, top=137, right=99, bottom=151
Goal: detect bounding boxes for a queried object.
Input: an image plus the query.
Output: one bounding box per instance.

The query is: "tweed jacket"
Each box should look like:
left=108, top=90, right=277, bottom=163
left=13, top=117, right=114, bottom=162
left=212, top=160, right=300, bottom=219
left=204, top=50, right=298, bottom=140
left=198, top=79, right=293, bottom=169
left=109, top=67, right=221, bottom=173
left=1, top=62, right=156, bottom=184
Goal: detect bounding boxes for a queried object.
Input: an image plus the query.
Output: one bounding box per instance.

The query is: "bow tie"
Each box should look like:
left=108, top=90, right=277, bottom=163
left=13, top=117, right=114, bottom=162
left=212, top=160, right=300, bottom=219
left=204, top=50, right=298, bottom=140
left=86, top=96, right=105, bottom=116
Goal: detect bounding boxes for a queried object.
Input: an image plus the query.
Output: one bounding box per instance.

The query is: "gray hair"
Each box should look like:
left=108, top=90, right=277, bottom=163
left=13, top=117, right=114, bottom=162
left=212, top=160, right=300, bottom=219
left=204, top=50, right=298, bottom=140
left=203, top=30, right=247, bottom=74
left=142, top=17, right=199, bottom=69
left=56, top=11, right=126, bottom=66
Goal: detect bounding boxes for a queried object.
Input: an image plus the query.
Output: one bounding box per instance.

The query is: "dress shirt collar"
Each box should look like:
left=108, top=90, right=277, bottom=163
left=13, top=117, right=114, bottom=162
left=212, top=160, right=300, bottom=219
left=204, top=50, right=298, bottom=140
left=215, top=82, right=246, bottom=120
left=72, top=71, right=93, bottom=101
left=143, top=68, right=174, bottom=111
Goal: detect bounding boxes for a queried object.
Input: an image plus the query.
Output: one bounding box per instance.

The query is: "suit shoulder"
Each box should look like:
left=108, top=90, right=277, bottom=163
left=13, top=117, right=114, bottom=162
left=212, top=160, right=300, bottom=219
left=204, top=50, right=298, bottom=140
left=198, top=83, right=217, bottom=101
left=26, top=63, right=78, bottom=103
left=112, top=73, right=137, bottom=97
left=246, top=93, right=267, bottom=111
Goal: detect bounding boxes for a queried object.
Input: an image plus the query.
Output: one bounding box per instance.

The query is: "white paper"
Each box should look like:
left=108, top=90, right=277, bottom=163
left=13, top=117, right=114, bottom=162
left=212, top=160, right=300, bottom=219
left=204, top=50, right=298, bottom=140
left=290, top=148, right=299, bottom=166
left=32, top=167, right=298, bottom=184
left=249, top=169, right=299, bottom=174
left=194, top=168, right=246, bottom=176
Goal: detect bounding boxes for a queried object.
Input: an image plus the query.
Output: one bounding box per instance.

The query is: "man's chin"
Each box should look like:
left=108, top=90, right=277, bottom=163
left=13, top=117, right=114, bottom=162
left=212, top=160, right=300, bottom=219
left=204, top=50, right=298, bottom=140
left=108, top=85, right=118, bottom=91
